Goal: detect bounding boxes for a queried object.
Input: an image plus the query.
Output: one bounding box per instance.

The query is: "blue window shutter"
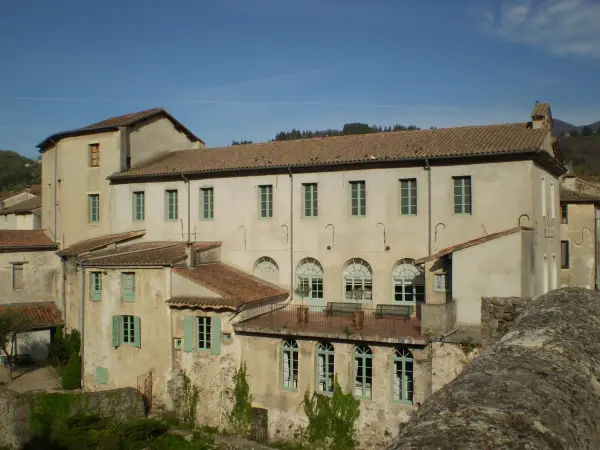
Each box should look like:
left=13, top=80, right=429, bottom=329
left=112, top=316, right=120, bottom=348
left=134, top=316, right=141, bottom=348
left=184, top=317, right=193, bottom=352
left=211, top=317, right=221, bottom=355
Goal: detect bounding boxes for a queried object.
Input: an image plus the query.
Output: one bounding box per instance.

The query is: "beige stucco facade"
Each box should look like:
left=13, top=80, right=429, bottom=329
left=0, top=250, right=59, bottom=306
left=0, top=212, right=39, bottom=230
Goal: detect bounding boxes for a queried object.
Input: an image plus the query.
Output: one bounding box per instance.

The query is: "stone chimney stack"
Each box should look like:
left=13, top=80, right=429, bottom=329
left=185, top=243, right=195, bottom=268
left=531, top=102, right=553, bottom=130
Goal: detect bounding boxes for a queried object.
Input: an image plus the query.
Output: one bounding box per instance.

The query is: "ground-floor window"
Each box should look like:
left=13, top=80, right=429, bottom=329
left=354, top=345, right=372, bottom=399
left=317, top=342, right=335, bottom=394
left=197, top=316, right=212, bottom=350
left=112, top=315, right=140, bottom=348
left=392, top=349, right=413, bottom=403
left=282, top=339, right=298, bottom=390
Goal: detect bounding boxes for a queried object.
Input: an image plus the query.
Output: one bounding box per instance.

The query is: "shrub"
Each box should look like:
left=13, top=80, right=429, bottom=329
left=228, top=363, right=253, bottom=437
left=61, top=353, right=81, bottom=390
left=49, top=327, right=81, bottom=370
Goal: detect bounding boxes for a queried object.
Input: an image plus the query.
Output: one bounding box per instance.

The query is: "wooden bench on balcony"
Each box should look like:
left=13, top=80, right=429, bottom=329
left=325, top=302, right=362, bottom=316
left=375, top=304, right=413, bottom=320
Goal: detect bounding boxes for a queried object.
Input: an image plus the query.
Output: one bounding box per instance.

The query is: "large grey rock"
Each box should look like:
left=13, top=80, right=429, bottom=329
left=388, top=288, right=600, bottom=450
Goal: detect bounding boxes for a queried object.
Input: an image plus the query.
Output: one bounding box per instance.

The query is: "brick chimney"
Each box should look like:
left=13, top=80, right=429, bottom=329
left=531, top=102, right=552, bottom=130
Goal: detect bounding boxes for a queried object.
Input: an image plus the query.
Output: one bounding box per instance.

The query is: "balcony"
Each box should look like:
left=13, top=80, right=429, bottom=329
left=234, top=303, right=426, bottom=345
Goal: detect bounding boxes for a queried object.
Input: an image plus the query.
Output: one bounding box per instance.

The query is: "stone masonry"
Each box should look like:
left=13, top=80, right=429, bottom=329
left=480, top=296, right=529, bottom=347
left=388, top=288, right=600, bottom=449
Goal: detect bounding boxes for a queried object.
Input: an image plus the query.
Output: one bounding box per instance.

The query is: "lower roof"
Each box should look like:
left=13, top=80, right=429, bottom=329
left=57, top=230, right=146, bottom=257
left=0, top=302, right=63, bottom=329
left=0, top=230, right=57, bottom=252
left=0, top=196, right=42, bottom=215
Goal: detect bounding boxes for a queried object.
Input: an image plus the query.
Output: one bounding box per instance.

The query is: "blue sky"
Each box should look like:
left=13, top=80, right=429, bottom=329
left=1, top=0, right=599, bottom=158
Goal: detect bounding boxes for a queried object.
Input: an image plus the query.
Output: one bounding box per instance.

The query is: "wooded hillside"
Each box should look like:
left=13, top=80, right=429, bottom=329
left=0, top=150, right=41, bottom=192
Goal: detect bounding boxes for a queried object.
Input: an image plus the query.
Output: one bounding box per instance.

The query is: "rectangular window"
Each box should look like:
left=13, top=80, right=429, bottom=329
left=344, top=278, right=373, bottom=301
left=165, top=189, right=178, bottom=220
left=298, top=276, right=324, bottom=300
left=89, top=143, right=100, bottom=167
left=350, top=181, right=366, bottom=217
left=433, top=274, right=448, bottom=292
left=302, top=183, right=318, bottom=217
left=317, top=345, right=335, bottom=394
left=12, top=263, right=24, bottom=290
left=200, top=187, right=214, bottom=220
left=132, top=191, right=145, bottom=221
left=197, top=316, right=212, bottom=350
left=541, top=177, right=546, bottom=217
left=550, top=182, right=555, bottom=219
left=122, top=315, right=136, bottom=345
left=90, top=272, right=102, bottom=301
left=561, top=241, right=570, bottom=269
left=453, top=176, right=472, bottom=215
left=561, top=204, right=568, bottom=224
left=393, top=352, right=414, bottom=403
left=121, top=272, right=135, bottom=302
left=259, top=185, right=273, bottom=218
left=400, top=178, right=417, bottom=215
left=88, top=194, right=100, bottom=223
left=282, top=341, right=299, bottom=390
left=354, top=350, right=372, bottom=399
left=394, top=281, right=425, bottom=302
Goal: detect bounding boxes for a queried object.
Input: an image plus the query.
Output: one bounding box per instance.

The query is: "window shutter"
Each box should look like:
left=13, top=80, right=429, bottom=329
left=183, top=316, right=193, bottom=352
left=134, top=316, right=141, bottom=348
left=211, top=317, right=221, bottom=355
left=96, top=367, right=108, bottom=385
left=112, top=316, right=120, bottom=348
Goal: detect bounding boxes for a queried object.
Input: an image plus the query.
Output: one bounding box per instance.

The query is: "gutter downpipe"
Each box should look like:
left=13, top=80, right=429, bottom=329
left=50, top=138, right=58, bottom=244
left=77, top=260, right=85, bottom=389
left=288, top=167, right=294, bottom=301
left=596, top=206, right=599, bottom=291
left=61, top=258, right=67, bottom=323
left=425, top=159, right=432, bottom=255
left=181, top=173, right=191, bottom=242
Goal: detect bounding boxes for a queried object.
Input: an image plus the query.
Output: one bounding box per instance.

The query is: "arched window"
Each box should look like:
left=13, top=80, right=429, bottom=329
left=393, top=349, right=413, bottom=403
left=392, top=259, right=425, bottom=303
left=253, top=257, right=279, bottom=283
left=281, top=339, right=298, bottom=390
left=354, top=345, right=372, bottom=399
left=343, top=259, right=372, bottom=302
left=296, top=258, right=324, bottom=301
left=316, top=342, right=335, bottom=394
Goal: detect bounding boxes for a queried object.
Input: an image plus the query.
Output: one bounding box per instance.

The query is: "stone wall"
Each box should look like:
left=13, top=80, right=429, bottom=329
left=388, top=288, right=600, bottom=449
left=480, top=296, right=529, bottom=347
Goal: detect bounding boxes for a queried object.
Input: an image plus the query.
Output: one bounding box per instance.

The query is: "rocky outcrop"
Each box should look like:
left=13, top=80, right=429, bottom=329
left=480, top=296, right=529, bottom=347
left=388, top=288, right=600, bottom=450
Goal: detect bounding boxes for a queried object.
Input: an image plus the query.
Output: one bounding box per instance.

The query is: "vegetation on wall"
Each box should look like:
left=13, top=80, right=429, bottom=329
left=48, top=327, right=82, bottom=389
left=302, top=377, right=360, bottom=450
left=180, top=371, right=200, bottom=425
left=0, top=150, right=41, bottom=192
left=0, top=310, right=30, bottom=380
left=228, top=362, right=253, bottom=437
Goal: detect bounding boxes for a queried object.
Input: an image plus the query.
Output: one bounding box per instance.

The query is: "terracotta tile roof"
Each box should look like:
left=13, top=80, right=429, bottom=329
left=170, top=263, right=289, bottom=309
left=415, top=226, right=532, bottom=264
left=79, top=241, right=221, bottom=266
left=0, top=302, right=63, bottom=329
left=37, top=107, right=203, bottom=151
left=560, top=186, right=600, bottom=202
left=531, top=102, right=551, bottom=118
left=109, top=122, right=551, bottom=180
left=560, top=177, right=600, bottom=202
left=0, top=196, right=41, bottom=215
left=56, top=230, right=146, bottom=257
left=0, top=230, right=56, bottom=251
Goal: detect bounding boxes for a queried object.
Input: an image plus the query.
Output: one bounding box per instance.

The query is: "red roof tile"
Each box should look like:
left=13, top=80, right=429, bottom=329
left=0, top=302, right=63, bottom=329
left=57, top=230, right=146, bottom=257
left=170, top=263, right=288, bottom=309
left=0, top=230, right=56, bottom=251
left=415, top=226, right=532, bottom=264
left=110, top=122, right=554, bottom=180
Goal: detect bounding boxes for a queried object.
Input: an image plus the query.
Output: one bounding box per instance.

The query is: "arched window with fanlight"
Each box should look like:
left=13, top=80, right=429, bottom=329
left=343, top=259, right=372, bottom=302
left=354, top=345, right=372, bottom=399
left=316, top=342, right=335, bottom=394
left=253, top=256, right=279, bottom=283
left=392, top=259, right=425, bottom=303
left=281, top=339, right=298, bottom=390
left=392, top=348, right=414, bottom=404
left=296, top=258, right=324, bottom=305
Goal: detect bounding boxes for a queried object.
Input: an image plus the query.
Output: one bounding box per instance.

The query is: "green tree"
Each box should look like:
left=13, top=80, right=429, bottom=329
left=583, top=126, right=593, bottom=136
left=0, top=311, right=30, bottom=380
left=0, top=150, right=41, bottom=191
left=570, top=129, right=580, bottom=137
left=232, top=140, right=253, bottom=145
left=61, top=353, right=81, bottom=389
left=229, top=362, right=253, bottom=437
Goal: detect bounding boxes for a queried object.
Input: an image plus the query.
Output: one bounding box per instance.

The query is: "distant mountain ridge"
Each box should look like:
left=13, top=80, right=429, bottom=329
left=553, top=118, right=600, bottom=137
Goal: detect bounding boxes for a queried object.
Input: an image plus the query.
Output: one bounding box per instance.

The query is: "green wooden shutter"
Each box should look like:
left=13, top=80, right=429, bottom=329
left=134, top=316, right=141, bottom=348
left=211, top=317, right=221, bottom=355
left=96, top=367, right=108, bottom=385
left=184, top=316, right=193, bottom=352
left=112, top=316, right=120, bottom=347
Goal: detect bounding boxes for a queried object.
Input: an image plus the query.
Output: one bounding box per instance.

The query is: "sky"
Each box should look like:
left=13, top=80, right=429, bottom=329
left=1, top=0, right=599, bottom=158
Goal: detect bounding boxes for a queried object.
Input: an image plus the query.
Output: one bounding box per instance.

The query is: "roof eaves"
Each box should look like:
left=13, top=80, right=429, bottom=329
left=37, top=125, right=118, bottom=152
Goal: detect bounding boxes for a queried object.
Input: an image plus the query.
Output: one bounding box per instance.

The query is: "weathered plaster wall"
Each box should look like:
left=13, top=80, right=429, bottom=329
left=389, top=288, right=600, bottom=449
left=0, top=250, right=59, bottom=304
left=560, top=203, right=596, bottom=288
left=0, top=212, right=38, bottom=230
left=238, top=334, right=429, bottom=448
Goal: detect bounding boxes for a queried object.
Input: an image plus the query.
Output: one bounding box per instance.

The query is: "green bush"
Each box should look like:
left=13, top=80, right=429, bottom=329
left=61, top=353, right=81, bottom=390
left=49, top=327, right=81, bottom=370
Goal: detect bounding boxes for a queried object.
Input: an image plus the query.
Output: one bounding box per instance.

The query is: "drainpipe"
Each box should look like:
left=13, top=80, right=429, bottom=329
left=425, top=159, right=432, bottom=255
left=50, top=138, right=58, bottom=244
left=77, top=261, right=86, bottom=389
left=61, top=258, right=67, bottom=324
left=595, top=206, right=599, bottom=291
left=181, top=173, right=191, bottom=242
left=288, top=167, right=294, bottom=298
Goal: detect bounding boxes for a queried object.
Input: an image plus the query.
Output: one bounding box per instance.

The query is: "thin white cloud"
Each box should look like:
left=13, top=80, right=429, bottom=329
left=479, top=0, right=600, bottom=59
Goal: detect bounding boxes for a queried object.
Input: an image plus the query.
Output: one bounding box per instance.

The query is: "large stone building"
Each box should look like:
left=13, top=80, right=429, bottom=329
left=3, top=103, right=567, bottom=446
